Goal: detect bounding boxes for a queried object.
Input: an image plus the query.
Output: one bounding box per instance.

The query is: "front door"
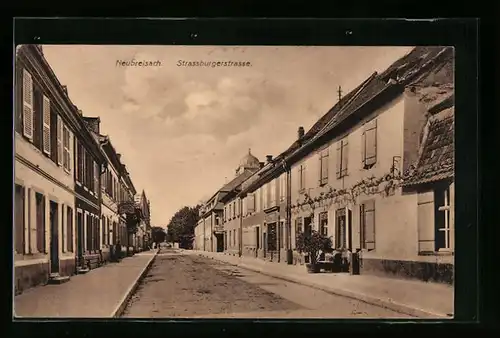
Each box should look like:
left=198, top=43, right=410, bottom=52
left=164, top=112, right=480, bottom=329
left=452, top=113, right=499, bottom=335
left=49, top=201, right=59, bottom=274
left=77, top=211, right=84, bottom=263
left=335, top=208, right=346, bottom=249
left=216, top=233, right=224, bottom=252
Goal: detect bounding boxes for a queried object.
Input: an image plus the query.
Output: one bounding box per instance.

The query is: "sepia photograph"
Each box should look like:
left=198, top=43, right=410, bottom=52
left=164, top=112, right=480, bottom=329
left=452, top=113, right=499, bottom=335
left=13, top=43, right=455, bottom=320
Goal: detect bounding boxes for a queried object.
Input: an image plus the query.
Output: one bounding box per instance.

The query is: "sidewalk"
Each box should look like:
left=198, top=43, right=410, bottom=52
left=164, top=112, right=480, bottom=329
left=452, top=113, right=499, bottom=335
left=14, top=251, right=157, bottom=318
left=188, top=250, right=454, bottom=319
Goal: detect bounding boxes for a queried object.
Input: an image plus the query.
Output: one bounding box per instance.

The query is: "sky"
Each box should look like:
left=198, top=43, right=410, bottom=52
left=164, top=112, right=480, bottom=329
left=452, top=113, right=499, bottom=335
left=42, top=45, right=413, bottom=226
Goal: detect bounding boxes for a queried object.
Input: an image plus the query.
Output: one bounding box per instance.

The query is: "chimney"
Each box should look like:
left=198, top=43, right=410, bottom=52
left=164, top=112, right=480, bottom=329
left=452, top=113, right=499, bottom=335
left=62, top=85, right=68, bottom=95
left=83, top=117, right=101, bottom=134
left=266, top=155, right=273, bottom=163
left=117, top=153, right=122, bottom=162
left=77, top=109, right=83, bottom=116
left=297, top=126, right=305, bottom=140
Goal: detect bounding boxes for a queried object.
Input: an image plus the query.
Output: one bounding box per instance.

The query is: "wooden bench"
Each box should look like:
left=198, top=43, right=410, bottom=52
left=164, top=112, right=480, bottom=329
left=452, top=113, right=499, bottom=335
left=85, top=254, right=101, bottom=270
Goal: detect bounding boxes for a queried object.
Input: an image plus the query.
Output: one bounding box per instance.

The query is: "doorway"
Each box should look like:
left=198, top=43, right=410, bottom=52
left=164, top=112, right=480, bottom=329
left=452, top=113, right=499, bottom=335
left=215, top=233, right=224, bottom=252
left=49, top=201, right=59, bottom=274
left=77, top=211, right=84, bottom=264
left=335, top=208, right=353, bottom=250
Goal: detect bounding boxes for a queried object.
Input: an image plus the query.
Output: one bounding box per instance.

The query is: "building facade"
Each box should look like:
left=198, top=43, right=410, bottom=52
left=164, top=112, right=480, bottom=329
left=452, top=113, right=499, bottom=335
left=284, top=46, right=454, bottom=283
left=14, top=45, right=79, bottom=292
left=74, top=113, right=106, bottom=271
left=201, top=46, right=454, bottom=285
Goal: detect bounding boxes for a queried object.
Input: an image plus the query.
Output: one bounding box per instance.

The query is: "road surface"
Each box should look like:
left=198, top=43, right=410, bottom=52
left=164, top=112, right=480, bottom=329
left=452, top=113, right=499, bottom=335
left=121, top=249, right=412, bottom=318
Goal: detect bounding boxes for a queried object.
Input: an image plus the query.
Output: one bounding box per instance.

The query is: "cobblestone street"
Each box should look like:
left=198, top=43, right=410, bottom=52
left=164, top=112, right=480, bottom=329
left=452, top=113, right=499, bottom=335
left=121, top=249, right=411, bottom=318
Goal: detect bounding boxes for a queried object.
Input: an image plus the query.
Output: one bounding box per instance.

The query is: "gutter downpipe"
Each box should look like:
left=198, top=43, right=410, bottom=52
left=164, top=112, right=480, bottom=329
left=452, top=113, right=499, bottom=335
left=239, top=196, right=243, bottom=257
left=282, top=159, right=293, bottom=265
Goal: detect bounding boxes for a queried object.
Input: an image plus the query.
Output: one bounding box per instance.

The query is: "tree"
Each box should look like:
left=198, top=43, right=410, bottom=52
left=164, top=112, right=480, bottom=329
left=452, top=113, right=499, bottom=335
left=166, top=204, right=202, bottom=249
left=151, top=226, right=166, bottom=244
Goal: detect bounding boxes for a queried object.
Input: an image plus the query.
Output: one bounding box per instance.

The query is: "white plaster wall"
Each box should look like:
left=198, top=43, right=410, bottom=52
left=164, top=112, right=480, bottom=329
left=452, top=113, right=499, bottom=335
left=15, top=134, right=75, bottom=268
left=288, top=96, right=432, bottom=261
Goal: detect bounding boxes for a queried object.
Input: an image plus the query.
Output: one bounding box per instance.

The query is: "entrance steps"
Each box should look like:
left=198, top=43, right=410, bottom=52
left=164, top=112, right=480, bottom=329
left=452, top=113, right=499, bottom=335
left=48, top=273, right=70, bottom=285
left=76, top=267, right=90, bottom=275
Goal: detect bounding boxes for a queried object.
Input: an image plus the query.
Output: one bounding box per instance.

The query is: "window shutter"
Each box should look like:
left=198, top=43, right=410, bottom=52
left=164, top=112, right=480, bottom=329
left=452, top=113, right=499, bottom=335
left=22, top=69, right=34, bottom=140
left=318, top=154, right=323, bottom=184
left=247, top=194, right=255, bottom=213
left=336, top=142, right=342, bottom=178
left=67, top=129, right=73, bottom=171
left=364, top=200, right=376, bottom=250
left=341, top=140, right=348, bottom=176
left=364, top=119, right=377, bottom=166
left=56, top=116, right=62, bottom=165
left=94, top=162, right=99, bottom=194
left=42, top=96, right=51, bottom=154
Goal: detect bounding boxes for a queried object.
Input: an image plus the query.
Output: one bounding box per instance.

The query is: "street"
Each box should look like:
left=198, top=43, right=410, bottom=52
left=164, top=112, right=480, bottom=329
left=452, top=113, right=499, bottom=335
left=121, top=248, right=412, bottom=318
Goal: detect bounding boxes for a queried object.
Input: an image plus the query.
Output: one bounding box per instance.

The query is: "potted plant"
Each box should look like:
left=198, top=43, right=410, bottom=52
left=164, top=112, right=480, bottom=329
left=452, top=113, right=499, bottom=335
left=296, top=230, right=333, bottom=273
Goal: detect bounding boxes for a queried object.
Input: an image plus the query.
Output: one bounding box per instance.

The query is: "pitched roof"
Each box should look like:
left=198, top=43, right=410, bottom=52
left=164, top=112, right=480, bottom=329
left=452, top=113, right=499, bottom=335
left=275, top=73, right=378, bottom=162
left=240, top=46, right=453, bottom=194
left=403, top=104, right=454, bottom=186
left=220, top=169, right=256, bottom=193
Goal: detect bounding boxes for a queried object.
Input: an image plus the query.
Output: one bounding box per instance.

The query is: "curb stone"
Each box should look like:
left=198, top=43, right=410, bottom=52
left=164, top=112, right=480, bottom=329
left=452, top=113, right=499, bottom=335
left=196, top=252, right=449, bottom=319
left=111, top=253, right=158, bottom=318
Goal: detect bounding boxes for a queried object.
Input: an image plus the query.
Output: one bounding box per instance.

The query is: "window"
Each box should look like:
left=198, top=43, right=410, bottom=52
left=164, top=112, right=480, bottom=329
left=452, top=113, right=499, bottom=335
left=232, top=201, right=236, bottom=218
left=42, top=96, right=51, bottom=155
left=35, top=192, right=46, bottom=253
left=362, top=119, right=377, bottom=169
left=102, top=216, right=106, bottom=247
left=242, top=199, right=247, bottom=217
left=247, top=194, right=255, bottom=214
left=95, top=216, right=100, bottom=250
left=86, top=214, right=92, bottom=252
left=298, top=164, right=306, bottom=191
left=336, top=138, right=348, bottom=178
left=229, top=231, right=232, bottom=247
left=335, top=208, right=351, bottom=248
left=61, top=205, right=66, bottom=252
left=15, top=185, right=25, bottom=254
left=255, top=190, right=261, bottom=212
left=360, top=200, right=375, bottom=250
left=113, top=221, right=117, bottom=244
left=319, top=212, right=328, bottom=236
left=319, top=149, right=329, bottom=186
left=279, top=175, right=286, bottom=202
left=94, top=162, right=99, bottom=195
left=256, top=226, right=260, bottom=249
left=294, top=217, right=303, bottom=247
left=262, top=184, right=268, bottom=209
left=82, top=149, right=87, bottom=186
left=63, top=121, right=72, bottom=172
left=77, top=140, right=83, bottom=182
left=435, top=185, right=453, bottom=251
left=22, top=69, right=34, bottom=140
left=279, top=221, right=284, bottom=248
left=270, top=179, right=276, bottom=207
left=67, top=207, right=73, bottom=252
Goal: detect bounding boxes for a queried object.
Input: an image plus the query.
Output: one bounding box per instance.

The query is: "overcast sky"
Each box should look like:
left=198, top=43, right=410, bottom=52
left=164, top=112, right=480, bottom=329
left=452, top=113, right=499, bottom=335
left=42, top=45, right=412, bottom=226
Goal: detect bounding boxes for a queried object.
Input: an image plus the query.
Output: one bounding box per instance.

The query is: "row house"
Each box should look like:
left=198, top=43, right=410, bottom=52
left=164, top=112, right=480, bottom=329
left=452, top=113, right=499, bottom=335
left=219, top=150, right=262, bottom=256
left=120, top=165, right=138, bottom=255
left=14, top=45, right=144, bottom=294
left=133, top=191, right=151, bottom=251
left=195, top=149, right=262, bottom=253
left=14, top=45, right=104, bottom=292
left=237, top=155, right=289, bottom=262
left=229, top=46, right=454, bottom=284
left=194, top=218, right=204, bottom=251
left=74, top=115, right=106, bottom=272
left=95, top=130, right=128, bottom=261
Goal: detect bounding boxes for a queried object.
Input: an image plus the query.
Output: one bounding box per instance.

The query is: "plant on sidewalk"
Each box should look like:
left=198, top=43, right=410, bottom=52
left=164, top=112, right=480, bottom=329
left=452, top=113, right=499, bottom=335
left=296, top=230, right=332, bottom=273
